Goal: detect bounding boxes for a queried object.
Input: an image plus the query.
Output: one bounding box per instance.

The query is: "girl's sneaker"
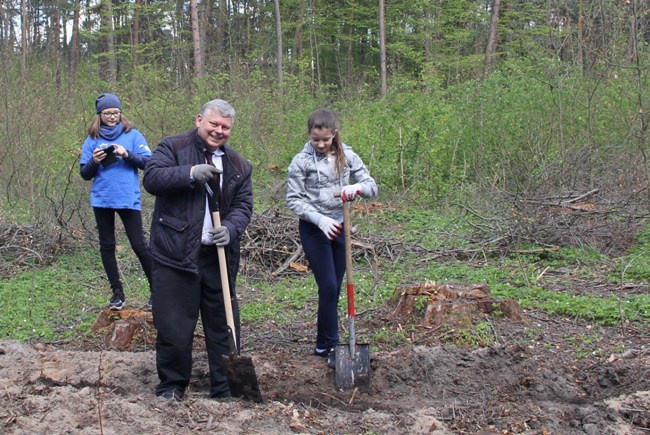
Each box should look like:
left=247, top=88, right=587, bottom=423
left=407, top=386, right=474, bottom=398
left=109, top=295, right=125, bottom=311
left=314, top=347, right=336, bottom=369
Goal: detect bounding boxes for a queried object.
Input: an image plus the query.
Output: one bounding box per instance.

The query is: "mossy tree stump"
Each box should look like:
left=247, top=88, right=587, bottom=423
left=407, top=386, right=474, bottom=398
left=392, top=282, right=523, bottom=330
left=92, top=309, right=156, bottom=351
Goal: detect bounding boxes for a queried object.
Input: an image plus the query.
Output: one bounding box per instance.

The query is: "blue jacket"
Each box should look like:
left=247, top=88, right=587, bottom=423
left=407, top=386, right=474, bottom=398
left=143, top=129, right=253, bottom=281
left=80, top=128, right=151, bottom=210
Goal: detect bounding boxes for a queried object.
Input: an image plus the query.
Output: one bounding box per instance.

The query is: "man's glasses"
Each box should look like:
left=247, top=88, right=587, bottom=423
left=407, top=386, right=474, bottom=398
left=101, top=111, right=121, bottom=118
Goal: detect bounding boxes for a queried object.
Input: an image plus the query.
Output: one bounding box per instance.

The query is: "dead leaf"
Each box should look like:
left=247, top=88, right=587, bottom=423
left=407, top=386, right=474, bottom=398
left=289, top=262, right=309, bottom=272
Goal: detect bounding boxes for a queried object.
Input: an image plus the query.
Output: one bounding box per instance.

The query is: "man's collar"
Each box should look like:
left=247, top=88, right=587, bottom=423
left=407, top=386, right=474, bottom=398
left=205, top=147, right=225, bottom=156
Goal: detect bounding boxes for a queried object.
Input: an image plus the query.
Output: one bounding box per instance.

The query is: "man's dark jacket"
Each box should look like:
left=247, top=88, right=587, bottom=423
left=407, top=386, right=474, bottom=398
left=143, top=129, right=253, bottom=286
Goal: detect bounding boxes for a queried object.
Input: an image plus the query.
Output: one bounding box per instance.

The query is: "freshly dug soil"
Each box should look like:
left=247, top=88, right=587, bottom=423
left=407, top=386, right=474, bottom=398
left=1, top=299, right=648, bottom=434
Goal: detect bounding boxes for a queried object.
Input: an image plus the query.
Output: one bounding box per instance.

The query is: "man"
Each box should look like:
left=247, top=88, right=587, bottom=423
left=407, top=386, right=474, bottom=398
left=143, top=99, right=253, bottom=401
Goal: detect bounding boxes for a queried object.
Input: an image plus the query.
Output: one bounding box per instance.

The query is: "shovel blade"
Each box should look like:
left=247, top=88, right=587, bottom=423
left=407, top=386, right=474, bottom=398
left=335, top=343, right=370, bottom=391
left=222, top=354, right=263, bottom=402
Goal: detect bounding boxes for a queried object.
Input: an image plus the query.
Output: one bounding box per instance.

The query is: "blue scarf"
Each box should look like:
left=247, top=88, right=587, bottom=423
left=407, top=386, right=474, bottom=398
left=99, top=123, right=125, bottom=141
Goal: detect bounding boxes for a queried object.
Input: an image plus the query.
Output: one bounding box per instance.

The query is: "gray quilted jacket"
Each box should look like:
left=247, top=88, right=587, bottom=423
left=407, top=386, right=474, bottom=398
left=287, top=142, right=377, bottom=224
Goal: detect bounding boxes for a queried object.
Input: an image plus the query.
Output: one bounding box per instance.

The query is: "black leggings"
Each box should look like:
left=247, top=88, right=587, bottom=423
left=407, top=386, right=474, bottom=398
left=299, top=219, right=346, bottom=350
left=93, top=207, right=153, bottom=298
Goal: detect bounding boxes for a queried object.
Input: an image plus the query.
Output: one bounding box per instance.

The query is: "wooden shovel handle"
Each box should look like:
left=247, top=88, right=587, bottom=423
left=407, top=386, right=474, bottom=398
left=335, top=192, right=354, bottom=287
left=212, top=211, right=237, bottom=351
left=341, top=198, right=357, bottom=352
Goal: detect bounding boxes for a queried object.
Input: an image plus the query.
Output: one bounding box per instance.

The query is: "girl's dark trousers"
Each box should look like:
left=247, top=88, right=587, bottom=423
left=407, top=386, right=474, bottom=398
left=93, top=207, right=153, bottom=299
left=299, top=219, right=346, bottom=350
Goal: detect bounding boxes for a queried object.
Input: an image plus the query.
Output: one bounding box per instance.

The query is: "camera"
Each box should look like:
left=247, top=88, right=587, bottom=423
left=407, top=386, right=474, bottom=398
left=101, top=145, right=118, bottom=167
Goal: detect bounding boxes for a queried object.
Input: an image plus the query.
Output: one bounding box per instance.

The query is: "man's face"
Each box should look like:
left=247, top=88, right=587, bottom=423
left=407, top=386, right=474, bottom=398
left=196, top=110, right=233, bottom=150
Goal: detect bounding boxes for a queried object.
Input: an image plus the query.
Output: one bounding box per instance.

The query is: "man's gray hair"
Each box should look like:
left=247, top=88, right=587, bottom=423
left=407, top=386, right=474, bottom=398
left=201, top=99, right=236, bottom=122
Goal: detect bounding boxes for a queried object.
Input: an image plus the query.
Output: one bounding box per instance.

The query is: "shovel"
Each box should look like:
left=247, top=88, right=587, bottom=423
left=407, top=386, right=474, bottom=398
left=207, top=185, right=262, bottom=402
left=335, top=199, right=371, bottom=390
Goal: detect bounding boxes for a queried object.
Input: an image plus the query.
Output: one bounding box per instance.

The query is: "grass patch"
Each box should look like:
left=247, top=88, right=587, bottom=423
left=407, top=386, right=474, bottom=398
left=612, top=225, right=650, bottom=282
left=241, top=277, right=317, bottom=324
left=0, top=253, right=102, bottom=339
left=1, top=208, right=648, bottom=341
left=492, top=285, right=649, bottom=326
left=0, top=246, right=152, bottom=340
left=369, top=207, right=471, bottom=250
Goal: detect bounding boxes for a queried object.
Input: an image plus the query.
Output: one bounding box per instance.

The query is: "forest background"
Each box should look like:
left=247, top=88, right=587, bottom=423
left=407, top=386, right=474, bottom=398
left=0, top=0, right=648, bottom=338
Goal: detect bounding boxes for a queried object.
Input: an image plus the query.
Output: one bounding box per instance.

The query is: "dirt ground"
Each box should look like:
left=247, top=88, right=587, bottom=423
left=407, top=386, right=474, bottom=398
left=1, top=288, right=648, bottom=435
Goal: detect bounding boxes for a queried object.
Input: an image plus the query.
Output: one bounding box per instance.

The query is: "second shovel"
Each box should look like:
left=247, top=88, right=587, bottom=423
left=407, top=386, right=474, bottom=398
left=208, top=185, right=262, bottom=402
left=334, top=200, right=370, bottom=391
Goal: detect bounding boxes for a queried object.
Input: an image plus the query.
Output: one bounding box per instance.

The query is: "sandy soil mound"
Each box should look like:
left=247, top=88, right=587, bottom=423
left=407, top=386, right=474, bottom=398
left=1, top=317, right=648, bottom=435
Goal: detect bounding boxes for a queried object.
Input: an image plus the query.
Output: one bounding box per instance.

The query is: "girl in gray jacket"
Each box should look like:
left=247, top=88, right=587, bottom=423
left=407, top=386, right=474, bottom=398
left=287, top=109, right=378, bottom=366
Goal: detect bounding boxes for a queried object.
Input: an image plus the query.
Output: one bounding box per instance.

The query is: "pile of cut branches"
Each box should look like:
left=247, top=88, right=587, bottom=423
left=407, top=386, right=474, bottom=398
left=459, top=187, right=648, bottom=256
left=0, top=223, right=66, bottom=278
left=240, top=206, right=403, bottom=279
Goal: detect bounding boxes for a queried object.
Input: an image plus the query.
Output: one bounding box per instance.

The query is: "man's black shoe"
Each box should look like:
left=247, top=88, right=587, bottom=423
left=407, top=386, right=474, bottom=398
left=157, top=389, right=183, bottom=402
left=210, top=390, right=233, bottom=399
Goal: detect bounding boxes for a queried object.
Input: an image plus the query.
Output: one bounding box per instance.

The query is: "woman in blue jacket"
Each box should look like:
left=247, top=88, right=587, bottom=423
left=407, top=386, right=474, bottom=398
left=80, top=93, right=153, bottom=311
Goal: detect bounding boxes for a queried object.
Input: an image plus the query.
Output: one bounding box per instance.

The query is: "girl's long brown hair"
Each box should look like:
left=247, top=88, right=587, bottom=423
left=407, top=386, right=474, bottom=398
left=87, top=113, right=134, bottom=139
left=307, top=109, right=346, bottom=176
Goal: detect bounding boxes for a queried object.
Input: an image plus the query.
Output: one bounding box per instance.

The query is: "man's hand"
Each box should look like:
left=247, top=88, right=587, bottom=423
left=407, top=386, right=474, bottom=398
left=341, top=184, right=362, bottom=202
left=191, top=164, right=221, bottom=183
left=210, top=226, right=230, bottom=246
left=318, top=216, right=342, bottom=240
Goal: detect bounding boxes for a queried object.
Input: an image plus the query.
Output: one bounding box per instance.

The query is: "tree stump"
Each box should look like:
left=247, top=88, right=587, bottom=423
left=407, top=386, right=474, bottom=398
left=392, top=282, right=523, bottom=330
left=92, top=309, right=156, bottom=351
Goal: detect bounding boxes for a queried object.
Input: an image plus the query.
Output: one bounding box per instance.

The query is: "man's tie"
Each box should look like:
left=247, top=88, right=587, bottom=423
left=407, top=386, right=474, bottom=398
left=204, top=150, right=222, bottom=210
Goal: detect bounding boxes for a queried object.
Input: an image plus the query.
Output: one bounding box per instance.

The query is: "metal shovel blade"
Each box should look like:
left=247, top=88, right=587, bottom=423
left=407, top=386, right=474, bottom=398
left=222, top=354, right=263, bottom=403
left=335, top=343, right=370, bottom=390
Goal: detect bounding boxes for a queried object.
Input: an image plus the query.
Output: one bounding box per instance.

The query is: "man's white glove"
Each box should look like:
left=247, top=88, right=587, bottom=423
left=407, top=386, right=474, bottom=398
left=210, top=226, right=230, bottom=246
left=341, top=184, right=362, bottom=202
left=191, top=164, right=221, bottom=183
left=318, top=216, right=342, bottom=240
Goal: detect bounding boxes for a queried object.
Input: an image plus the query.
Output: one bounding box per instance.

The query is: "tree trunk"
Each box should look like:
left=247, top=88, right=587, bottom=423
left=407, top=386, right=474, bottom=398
left=346, top=26, right=353, bottom=86
left=423, top=7, right=432, bottom=64
left=273, top=0, right=283, bottom=95
left=628, top=0, right=649, bottom=209
left=69, top=0, right=80, bottom=88
left=214, top=0, right=226, bottom=69
left=291, top=0, right=306, bottom=74
left=483, top=0, right=500, bottom=79
left=578, top=0, right=584, bottom=75
left=132, top=0, right=140, bottom=66
left=21, top=0, right=27, bottom=73
left=200, top=0, right=212, bottom=69
left=53, top=1, right=61, bottom=90
left=379, top=0, right=387, bottom=96
left=309, top=3, right=321, bottom=94
left=190, top=0, right=204, bottom=78
left=100, top=0, right=116, bottom=85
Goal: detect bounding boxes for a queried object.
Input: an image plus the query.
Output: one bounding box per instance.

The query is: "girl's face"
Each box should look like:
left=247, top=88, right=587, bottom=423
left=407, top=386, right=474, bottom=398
left=99, top=108, right=122, bottom=127
left=309, top=127, right=336, bottom=155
